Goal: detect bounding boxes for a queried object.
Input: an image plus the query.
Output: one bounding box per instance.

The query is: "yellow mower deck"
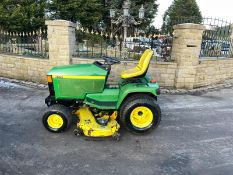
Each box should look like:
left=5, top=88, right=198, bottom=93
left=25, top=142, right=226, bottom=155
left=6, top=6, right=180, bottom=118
left=75, top=107, right=120, bottom=137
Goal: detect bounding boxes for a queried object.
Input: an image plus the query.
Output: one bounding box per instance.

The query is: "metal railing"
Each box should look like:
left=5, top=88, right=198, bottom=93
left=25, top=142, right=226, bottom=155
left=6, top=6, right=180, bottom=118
left=165, top=17, right=233, bottom=59
left=200, top=18, right=233, bottom=58
left=0, top=28, right=48, bottom=58
left=73, top=28, right=173, bottom=62
left=73, top=17, right=233, bottom=61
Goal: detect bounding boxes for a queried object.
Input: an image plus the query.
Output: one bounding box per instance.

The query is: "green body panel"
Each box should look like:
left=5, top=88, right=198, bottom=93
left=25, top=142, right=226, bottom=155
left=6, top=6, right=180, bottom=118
left=53, top=78, right=105, bottom=99
left=116, top=82, right=160, bottom=109
left=48, top=63, right=160, bottom=110
left=82, top=81, right=160, bottom=110
left=84, top=88, right=120, bottom=110
left=48, top=64, right=108, bottom=99
left=48, top=64, right=107, bottom=76
left=81, top=76, right=159, bottom=110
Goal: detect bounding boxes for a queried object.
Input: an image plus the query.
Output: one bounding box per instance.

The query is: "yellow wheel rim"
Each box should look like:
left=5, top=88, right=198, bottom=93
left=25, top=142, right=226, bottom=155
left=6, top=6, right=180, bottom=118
left=47, top=114, right=64, bottom=129
left=130, top=106, right=153, bottom=128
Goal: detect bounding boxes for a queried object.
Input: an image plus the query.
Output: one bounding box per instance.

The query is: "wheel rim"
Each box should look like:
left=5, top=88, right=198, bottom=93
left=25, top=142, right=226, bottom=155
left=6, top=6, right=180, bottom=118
left=130, top=106, right=153, bottom=128
left=47, top=114, right=64, bottom=129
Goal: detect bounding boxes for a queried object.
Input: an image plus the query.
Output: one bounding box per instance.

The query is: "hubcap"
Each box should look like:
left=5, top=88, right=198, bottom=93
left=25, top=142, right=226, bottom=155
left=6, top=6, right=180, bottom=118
left=47, top=114, right=64, bottom=129
left=130, top=106, right=153, bottom=128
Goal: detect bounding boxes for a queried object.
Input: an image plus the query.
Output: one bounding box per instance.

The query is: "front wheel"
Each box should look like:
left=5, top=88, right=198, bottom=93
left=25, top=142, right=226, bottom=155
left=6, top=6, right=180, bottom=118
left=42, top=104, right=72, bottom=133
left=119, top=94, right=161, bottom=134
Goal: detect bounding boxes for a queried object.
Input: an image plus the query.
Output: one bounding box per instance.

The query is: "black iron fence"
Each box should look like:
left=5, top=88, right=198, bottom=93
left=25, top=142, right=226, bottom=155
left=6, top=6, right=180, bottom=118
left=74, top=17, right=233, bottom=61
left=170, top=17, right=233, bottom=59
left=200, top=18, right=233, bottom=58
left=0, top=28, right=48, bottom=58
left=73, top=28, right=173, bottom=62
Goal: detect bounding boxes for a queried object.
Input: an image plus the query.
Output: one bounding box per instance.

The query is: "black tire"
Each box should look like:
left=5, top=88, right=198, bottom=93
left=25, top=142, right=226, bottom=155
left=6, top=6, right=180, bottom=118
left=42, top=104, right=72, bottom=133
left=119, top=94, right=161, bottom=134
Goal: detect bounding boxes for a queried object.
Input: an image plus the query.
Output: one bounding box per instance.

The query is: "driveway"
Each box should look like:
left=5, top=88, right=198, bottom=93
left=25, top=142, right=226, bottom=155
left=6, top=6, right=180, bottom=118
left=0, top=80, right=233, bottom=175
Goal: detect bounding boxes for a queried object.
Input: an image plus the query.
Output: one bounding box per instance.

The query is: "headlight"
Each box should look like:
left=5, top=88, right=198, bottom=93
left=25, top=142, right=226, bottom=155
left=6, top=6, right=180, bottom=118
left=47, top=75, right=53, bottom=83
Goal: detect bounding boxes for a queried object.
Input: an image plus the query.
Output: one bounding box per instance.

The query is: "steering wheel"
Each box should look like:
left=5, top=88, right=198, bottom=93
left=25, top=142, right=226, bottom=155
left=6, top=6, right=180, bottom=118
left=102, top=56, right=121, bottom=65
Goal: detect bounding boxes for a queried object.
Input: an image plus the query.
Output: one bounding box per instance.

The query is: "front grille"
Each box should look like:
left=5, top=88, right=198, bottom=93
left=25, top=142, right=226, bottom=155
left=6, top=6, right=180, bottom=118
left=48, top=83, right=55, bottom=96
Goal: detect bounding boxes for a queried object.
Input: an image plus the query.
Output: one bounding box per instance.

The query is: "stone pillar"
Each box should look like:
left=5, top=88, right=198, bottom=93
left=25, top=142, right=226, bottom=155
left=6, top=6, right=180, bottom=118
left=230, top=24, right=233, bottom=52
left=45, top=20, right=76, bottom=65
left=171, top=23, right=205, bottom=89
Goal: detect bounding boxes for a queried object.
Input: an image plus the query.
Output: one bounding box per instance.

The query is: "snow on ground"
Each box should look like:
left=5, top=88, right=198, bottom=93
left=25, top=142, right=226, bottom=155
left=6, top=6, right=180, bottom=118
left=0, top=80, right=25, bottom=89
left=0, top=77, right=47, bottom=90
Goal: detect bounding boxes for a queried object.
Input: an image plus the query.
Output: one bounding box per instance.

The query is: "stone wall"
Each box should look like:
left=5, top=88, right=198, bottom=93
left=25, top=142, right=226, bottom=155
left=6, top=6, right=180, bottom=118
left=0, top=20, right=233, bottom=89
left=0, top=20, right=77, bottom=84
left=0, top=55, right=51, bottom=83
left=72, top=58, right=177, bottom=88
left=195, top=58, right=233, bottom=87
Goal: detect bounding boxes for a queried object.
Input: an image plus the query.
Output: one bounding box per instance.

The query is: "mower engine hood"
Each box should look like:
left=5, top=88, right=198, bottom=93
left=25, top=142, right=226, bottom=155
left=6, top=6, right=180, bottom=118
left=48, top=64, right=108, bottom=99
left=48, top=64, right=108, bottom=77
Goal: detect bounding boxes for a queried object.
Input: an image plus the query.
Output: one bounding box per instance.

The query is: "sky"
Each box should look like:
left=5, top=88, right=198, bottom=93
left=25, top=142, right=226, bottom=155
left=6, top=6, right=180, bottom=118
left=153, top=0, right=233, bottom=28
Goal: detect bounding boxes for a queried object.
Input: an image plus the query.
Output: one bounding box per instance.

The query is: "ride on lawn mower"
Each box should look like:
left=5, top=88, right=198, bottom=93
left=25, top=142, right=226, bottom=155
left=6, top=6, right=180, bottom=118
left=42, top=49, right=161, bottom=140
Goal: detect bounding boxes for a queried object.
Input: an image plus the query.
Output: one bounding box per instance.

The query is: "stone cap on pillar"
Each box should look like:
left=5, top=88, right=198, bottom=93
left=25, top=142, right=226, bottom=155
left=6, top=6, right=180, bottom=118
left=173, top=23, right=206, bottom=30
left=45, top=20, right=77, bottom=28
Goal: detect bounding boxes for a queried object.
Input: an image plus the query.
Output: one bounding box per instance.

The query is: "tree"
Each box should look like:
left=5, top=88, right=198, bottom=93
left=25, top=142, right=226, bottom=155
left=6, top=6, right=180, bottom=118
left=48, top=0, right=103, bottom=29
left=162, top=0, right=202, bottom=34
left=0, top=0, right=46, bottom=32
left=104, top=0, right=158, bottom=31
left=145, top=26, right=160, bottom=36
left=0, top=0, right=159, bottom=32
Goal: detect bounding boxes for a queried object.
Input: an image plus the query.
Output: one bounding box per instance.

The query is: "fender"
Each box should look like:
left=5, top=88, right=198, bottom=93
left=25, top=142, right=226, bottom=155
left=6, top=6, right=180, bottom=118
left=116, top=82, right=160, bottom=109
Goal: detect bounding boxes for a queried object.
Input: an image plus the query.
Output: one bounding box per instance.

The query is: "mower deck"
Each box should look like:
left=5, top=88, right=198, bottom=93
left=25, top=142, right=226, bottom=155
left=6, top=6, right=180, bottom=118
left=75, top=107, right=120, bottom=138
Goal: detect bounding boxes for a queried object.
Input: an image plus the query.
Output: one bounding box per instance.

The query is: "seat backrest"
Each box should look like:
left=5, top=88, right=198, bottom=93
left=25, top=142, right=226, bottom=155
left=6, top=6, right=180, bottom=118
left=137, top=49, right=150, bottom=69
left=137, top=49, right=153, bottom=73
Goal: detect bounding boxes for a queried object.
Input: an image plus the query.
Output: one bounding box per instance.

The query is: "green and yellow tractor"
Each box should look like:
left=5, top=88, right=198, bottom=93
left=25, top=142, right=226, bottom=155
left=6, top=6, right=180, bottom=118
left=42, top=49, right=161, bottom=140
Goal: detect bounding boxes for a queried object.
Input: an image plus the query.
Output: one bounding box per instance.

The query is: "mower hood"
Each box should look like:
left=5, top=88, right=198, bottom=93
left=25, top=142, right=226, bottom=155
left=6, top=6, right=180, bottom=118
left=48, top=64, right=108, bottom=77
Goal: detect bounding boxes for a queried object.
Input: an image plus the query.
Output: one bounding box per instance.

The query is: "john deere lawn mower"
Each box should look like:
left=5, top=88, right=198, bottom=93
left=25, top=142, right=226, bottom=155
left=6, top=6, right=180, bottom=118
left=42, top=49, right=161, bottom=140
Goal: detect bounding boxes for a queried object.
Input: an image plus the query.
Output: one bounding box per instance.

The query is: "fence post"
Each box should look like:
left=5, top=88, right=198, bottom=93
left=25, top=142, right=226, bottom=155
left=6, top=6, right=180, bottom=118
left=171, top=23, right=205, bottom=89
left=45, top=20, right=76, bottom=65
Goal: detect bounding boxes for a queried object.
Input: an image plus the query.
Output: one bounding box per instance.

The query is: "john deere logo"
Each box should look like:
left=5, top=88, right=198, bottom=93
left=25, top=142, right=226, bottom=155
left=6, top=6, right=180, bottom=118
left=54, top=75, right=63, bottom=79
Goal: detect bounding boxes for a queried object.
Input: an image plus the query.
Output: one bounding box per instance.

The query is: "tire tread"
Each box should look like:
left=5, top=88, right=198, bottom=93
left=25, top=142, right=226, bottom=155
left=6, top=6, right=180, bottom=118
left=119, top=93, right=161, bottom=133
left=43, top=104, right=72, bottom=132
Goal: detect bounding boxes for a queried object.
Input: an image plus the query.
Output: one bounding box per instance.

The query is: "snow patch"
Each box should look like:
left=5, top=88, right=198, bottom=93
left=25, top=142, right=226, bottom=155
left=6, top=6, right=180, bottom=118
left=0, top=77, right=47, bottom=89
left=0, top=80, right=25, bottom=89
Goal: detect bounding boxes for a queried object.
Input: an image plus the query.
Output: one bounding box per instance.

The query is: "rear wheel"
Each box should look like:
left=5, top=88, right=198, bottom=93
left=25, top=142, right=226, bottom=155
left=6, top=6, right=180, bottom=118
left=42, top=104, right=72, bottom=133
left=119, top=94, right=161, bottom=134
